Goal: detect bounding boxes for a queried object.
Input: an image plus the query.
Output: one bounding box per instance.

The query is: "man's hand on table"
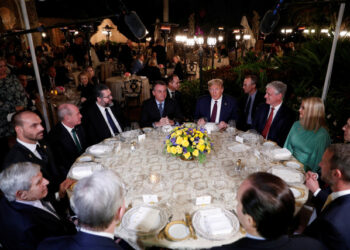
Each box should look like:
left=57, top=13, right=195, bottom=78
left=305, top=171, right=320, bottom=194
left=154, top=117, right=174, bottom=127
left=218, top=121, right=228, bottom=130
left=197, top=118, right=206, bottom=127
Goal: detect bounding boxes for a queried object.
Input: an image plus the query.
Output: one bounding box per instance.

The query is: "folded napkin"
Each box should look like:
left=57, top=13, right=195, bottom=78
left=228, top=144, right=251, bottom=153
left=272, top=148, right=291, bottom=160
left=200, top=208, right=233, bottom=235
left=204, top=123, right=219, bottom=133
left=88, top=145, right=112, bottom=154
left=128, top=207, right=160, bottom=232
left=71, top=163, right=103, bottom=179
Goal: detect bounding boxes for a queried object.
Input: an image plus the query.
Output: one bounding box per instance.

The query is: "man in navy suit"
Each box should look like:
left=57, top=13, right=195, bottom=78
left=304, top=144, right=350, bottom=250
left=0, top=162, right=76, bottom=250
left=253, top=81, right=294, bottom=147
left=194, top=78, right=238, bottom=130
left=140, top=81, right=183, bottom=128
left=238, top=75, right=264, bottom=131
left=131, top=54, right=144, bottom=75
left=166, top=74, right=183, bottom=112
left=48, top=104, right=87, bottom=176
left=2, top=111, right=76, bottom=214
left=81, top=84, right=128, bottom=145
left=212, top=172, right=326, bottom=250
left=38, top=169, right=127, bottom=250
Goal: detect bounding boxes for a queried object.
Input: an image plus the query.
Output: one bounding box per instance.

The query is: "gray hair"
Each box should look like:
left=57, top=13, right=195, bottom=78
left=72, top=169, right=125, bottom=230
left=0, top=162, right=40, bottom=201
left=328, top=144, right=350, bottom=182
left=57, top=103, right=73, bottom=121
left=266, top=81, right=287, bottom=98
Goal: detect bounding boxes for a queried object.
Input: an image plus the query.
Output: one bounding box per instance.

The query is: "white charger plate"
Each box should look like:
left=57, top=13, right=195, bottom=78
left=268, top=166, right=305, bottom=184
left=86, top=144, right=113, bottom=157
left=121, top=205, right=168, bottom=236
left=228, top=143, right=251, bottom=153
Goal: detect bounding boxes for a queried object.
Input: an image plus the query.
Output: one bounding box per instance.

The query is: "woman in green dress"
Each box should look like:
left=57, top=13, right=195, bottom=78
left=284, top=97, right=330, bottom=172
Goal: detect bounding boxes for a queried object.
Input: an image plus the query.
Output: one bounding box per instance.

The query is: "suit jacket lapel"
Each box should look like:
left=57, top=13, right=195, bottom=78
left=94, top=103, right=112, bottom=137
left=219, top=95, right=228, bottom=121
left=59, top=123, right=78, bottom=154
left=152, top=99, right=162, bottom=118
left=204, top=96, right=211, bottom=120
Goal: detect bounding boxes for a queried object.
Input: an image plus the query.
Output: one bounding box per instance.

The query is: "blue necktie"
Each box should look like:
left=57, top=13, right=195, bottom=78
left=158, top=103, right=164, bottom=117
left=105, top=108, right=118, bottom=134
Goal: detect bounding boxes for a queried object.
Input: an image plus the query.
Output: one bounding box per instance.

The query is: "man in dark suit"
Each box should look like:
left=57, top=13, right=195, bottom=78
left=212, top=172, right=326, bottom=250
left=166, top=74, right=183, bottom=112
left=0, top=162, right=76, bottom=250
left=140, top=81, right=183, bottom=128
left=2, top=111, right=75, bottom=214
left=38, top=169, right=127, bottom=250
left=253, top=81, right=294, bottom=147
left=41, top=66, right=66, bottom=91
left=48, top=104, right=87, bottom=175
left=238, top=75, right=264, bottom=131
left=304, top=144, right=350, bottom=250
left=194, top=78, right=238, bottom=130
left=131, top=54, right=144, bottom=75
left=81, top=84, right=128, bottom=145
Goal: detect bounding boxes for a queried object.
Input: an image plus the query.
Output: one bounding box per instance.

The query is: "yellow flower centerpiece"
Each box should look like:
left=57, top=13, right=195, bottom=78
left=165, top=125, right=212, bottom=163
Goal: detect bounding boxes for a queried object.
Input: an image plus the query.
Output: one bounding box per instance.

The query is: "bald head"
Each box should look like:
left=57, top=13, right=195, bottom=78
left=57, top=103, right=82, bottom=128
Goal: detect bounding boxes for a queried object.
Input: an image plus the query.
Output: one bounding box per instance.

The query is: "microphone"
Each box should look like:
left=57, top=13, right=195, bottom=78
left=124, top=11, right=148, bottom=40
left=260, top=0, right=284, bottom=35
left=260, top=10, right=280, bottom=35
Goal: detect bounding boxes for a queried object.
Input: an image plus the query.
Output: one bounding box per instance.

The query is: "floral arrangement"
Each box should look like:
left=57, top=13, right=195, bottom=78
left=165, top=125, right=212, bottom=163
left=124, top=72, right=131, bottom=77
left=55, top=86, right=65, bottom=94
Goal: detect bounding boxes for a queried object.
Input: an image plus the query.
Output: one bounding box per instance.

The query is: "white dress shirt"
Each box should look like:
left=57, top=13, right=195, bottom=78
left=62, top=122, right=81, bottom=145
left=17, top=138, right=42, bottom=160
left=210, top=96, right=223, bottom=124
left=80, top=228, right=114, bottom=240
left=96, top=102, right=122, bottom=136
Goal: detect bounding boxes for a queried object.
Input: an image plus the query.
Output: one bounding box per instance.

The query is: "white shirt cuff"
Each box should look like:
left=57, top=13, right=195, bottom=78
left=313, top=188, right=321, bottom=197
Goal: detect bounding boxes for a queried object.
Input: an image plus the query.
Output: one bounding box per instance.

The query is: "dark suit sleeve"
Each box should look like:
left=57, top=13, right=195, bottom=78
left=228, top=97, right=239, bottom=122
left=140, top=100, right=154, bottom=128
left=304, top=219, right=345, bottom=250
left=313, top=188, right=331, bottom=215
left=173, top=102, right=183, bottom=125
left=194, top=98, right=203, bottom=120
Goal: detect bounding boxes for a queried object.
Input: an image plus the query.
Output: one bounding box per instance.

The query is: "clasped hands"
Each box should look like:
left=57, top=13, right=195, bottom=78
left=305, top=171, right=320, bottom=193
left=154, top=116, right=174, bottom=127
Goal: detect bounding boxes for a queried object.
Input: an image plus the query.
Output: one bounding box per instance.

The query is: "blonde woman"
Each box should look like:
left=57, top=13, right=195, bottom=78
left=284, top=97, right=330, bottom=172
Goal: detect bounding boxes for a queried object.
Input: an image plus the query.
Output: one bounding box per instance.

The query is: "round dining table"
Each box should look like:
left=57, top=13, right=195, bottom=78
left=68, top=127, right=308, bottom=249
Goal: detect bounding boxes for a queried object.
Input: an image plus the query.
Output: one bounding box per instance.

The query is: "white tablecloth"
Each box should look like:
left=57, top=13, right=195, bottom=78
left=69, top=128, right=307, bottom=249
left=105, top=76, right=150, bottom=103
left=207, top=57, right=230, bottom=68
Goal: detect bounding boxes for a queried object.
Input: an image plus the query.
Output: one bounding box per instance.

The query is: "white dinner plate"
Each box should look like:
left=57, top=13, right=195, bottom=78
left=121, top=205, right=168, bottom=236
left=164, top=221, right=190, bottom=241
left=268, top=166, right=305, bottom=184
left=86, top=144, right=113, bottom=157
left=228, top=143, right=251, bottom=153
left=192, top=207, right=239, bottom=241
left=70, top=162, right=103, bottom=179
left=284, top=160, right=304, bottom=171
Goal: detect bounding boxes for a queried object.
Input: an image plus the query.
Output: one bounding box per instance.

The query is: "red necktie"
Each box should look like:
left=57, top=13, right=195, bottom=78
left=262, top=107, right=274, bottom=138
left=210, top=101, right=218, bottom=122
